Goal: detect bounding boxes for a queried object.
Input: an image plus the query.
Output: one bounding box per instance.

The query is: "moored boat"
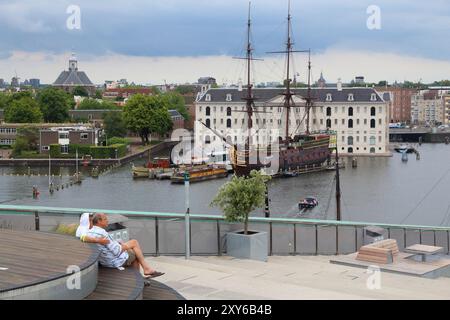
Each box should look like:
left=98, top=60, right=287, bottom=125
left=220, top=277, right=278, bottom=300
left=171, top=165, right=228, bottom=183
left=298, top=197, right=318, bottom=210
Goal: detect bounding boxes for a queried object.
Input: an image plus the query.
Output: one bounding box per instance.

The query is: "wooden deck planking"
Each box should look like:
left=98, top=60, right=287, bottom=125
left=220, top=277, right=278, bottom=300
left=142, top=280, right=186, bottom=300
left=0, top=229, right=98, bottom=293
left=85, top=267, right=144, bottom=300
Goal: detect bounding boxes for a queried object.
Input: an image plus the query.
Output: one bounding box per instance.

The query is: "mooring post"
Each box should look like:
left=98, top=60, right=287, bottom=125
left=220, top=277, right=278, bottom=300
left=34, top=211, right=40, bottom=231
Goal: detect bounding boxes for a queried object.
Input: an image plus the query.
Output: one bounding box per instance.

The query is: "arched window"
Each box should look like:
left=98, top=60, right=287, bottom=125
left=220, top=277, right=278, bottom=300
left=206, top=107, right=211, bottom=116
left=205, top=119, right=210, bottom=128
left=371, top=107, right=376, bottom=116
left=369, top=136, right=376, bottom=145
left=348, top=119, right=353, bottom=128
left=326, top=119, right=332, bottom=128
left=347, top=136, right=354, bottom=145
left=348, top=107, right=353, bottom=117
left=370, top=119, right=376, bottom=128
left=226, top=107, right=231, bottom=116
left=348, top=147, right=354, bottom=153
left=326, top=107, right=332, bottom=116
left=370, top=147, right=376, bottom=153
left=226, top=119, right=231, bottom=128
left=205, top=135, right=211, bottom=144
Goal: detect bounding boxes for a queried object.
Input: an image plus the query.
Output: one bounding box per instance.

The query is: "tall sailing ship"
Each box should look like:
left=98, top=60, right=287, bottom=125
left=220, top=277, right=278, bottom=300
left=203, top=1, right=335, bottom=177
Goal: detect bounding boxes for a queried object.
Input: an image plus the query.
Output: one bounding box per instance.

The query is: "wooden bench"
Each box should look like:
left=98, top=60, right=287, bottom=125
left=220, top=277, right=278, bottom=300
left=356, top=239, right=399, bottom=264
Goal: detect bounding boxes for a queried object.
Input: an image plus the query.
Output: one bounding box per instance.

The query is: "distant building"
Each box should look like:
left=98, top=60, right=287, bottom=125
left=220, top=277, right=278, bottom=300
left=11, top=77, right=19, bottom=88
left=316, top=72, right=326, bottom=88
left=0, top=79, right=5, bottom=88
left=411, top=89, right=446, bottom=125
left=355, top=76, right=365, bottom=84
left=29, top=79, right=41, bottom=89
left=102, top=88, right=154, bottom=103
left=39, top=125, right=102, bottom=154
left=375, top=87, right=417, bottom=124
left=198, top=77, right=217, bottom=86
left=53, top=53, right=96, bottom=96
left=195, top=84, right=390, bottom=155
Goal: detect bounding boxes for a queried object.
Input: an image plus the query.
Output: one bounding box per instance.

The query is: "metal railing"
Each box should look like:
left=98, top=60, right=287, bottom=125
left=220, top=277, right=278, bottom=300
left=1, top=204, right=450, bottom=256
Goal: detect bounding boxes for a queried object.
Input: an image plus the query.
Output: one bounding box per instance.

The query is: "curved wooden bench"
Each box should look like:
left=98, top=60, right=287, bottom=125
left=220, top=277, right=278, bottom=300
left=356, top=239, right=399, bottom=264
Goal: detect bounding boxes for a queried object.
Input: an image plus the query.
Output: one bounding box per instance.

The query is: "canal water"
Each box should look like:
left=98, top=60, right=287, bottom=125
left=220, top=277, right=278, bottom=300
left=1, top=143, right=450, bottom=227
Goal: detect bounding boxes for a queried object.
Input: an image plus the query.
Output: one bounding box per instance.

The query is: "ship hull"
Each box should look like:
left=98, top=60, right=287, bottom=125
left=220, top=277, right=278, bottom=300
left=232, top=135, right=333, bottom=177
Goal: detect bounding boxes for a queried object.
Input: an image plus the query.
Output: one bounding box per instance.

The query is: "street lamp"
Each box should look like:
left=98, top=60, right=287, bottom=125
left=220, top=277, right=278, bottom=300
left=115, top=148, right=118, bottom=159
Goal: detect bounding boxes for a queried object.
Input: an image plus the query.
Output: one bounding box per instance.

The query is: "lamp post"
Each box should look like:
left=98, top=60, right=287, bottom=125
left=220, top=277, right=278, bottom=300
left=184, top=171, right=190, bottom=259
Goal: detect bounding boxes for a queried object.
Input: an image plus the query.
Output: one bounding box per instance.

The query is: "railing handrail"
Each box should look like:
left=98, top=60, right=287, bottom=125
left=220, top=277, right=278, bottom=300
left=0, top=204, right=449, bottom=231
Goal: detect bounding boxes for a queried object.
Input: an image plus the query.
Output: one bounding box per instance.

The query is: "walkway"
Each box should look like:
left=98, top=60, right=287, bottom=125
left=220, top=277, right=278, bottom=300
left=146, top=255, right=450, bottom=300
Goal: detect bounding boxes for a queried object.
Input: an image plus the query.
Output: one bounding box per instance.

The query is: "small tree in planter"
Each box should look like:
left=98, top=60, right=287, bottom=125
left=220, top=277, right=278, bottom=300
left=211, top=170, right=271, bottom=261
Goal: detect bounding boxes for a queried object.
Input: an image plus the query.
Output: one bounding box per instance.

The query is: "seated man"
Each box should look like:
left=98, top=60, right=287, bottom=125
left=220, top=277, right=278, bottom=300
left=87, top=213, right=164, bottom=278
left=76, top=212, right=110, bottom=246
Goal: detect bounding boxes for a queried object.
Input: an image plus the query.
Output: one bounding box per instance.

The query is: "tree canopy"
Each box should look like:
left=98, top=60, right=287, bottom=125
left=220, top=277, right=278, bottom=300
left=211, top=170, right=271, bottom=234
left=123, top=94, right=172, bottom=144
left=161, top=92, right=189, bottom=121
left=103, top=111, right=127, bottom=138
left=72, top=86, right=89, bottom=97
left=37, top=87, right=72, bottom=122
left=4, top=97, right=43, bottom=123
left=12, top=127, right=40, bottom=156
left=77, top=98, right=117, bottom=110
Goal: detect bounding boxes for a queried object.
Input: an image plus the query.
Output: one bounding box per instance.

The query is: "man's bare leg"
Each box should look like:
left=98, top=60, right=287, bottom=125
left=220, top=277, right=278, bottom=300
left=125, top=239, right=155, bottom=274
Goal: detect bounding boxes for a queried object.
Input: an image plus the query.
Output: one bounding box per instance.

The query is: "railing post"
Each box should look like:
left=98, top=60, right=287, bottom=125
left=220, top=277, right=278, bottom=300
left=447, top=230, right=450, bottom=254
left=403, top=228, right=407, bottom=249
left=293, top=223, right=297, bottom=255
left=419, top=229, right=422, bottom=244
left=387, top=228, right=391, bottom=239
left=355, top=226, right=358, bottom=252
left=335, top=225, right=339, bottom=255
left=269, top=222, right=273, bottom=256
left=155, top=217, right=159, bottom=256
left=315, top=225, right=318, bottom=255
left=434, top=230, right=437, bottom=247
left=217, top=220, right=221, bottom=256
left=34, top=211, right=40, bottom=231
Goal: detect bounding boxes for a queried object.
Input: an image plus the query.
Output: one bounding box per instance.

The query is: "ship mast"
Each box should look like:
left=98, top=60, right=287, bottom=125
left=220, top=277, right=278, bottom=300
left=284, top=0, right=293, bottom=143
left=244, top=1, right=254, bottom=142
left=306, top=50, right=312, bottom=135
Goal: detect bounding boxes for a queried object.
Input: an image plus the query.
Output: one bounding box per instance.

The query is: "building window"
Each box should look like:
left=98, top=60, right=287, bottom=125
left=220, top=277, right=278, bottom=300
left=369, top=136, right=376, bottom=145
left=205, top=135, right=211, bottom=144
left=199, top=106, right=202, bottom=112
left=234, top=119, right=237, bottom=124
left=326, top=93, right=332, bottom=102
left=41, top=146, right=49, bottom=151
left=348, top=119, right=353, bottom=128
left=206, top=107, right=211, bottom=116
left=348, top=107, right=353, bottom=117
left=205, top=94, right=211, bottom=102
left=378, top=119, right=382, bottom=125
left=371, top=93, right=377, bottom=101
left=227, top=119, right=231, bottom=128
left=356, top=119, right=360, bottom=125
left=348, top=147, right=354, bottom=153
left=59, top=132, right=69, bottom=139
left=378, top=136, right=382, bottom=142
left=342, top=119, right=345, bottom=125
left=80, top=133, right=88, bottom=140
left=220, top=119, right=224, bottom=124
left=370, top=147, right=376, bottom=153
left=326, top=119, right=331, bottom=128
left=226, top=94, right=232, bottom=102
left=326, top=107, right=331, bottom=116
left=227, top=107, right=232, bottom=116
left=320, top=119, right=324, bottom=125
left=371, top=107, right=376, bottom=116
left=206, top=119, right=210, bottom=128
left=61, top=145, right=69, bottom=154
left=370, top=119, right=376, bottom=128
left=348, top=94, right=354, bottom=101
left=348, top=136, right=354, bottom=145
left=334, top=119, right=338, bottom=125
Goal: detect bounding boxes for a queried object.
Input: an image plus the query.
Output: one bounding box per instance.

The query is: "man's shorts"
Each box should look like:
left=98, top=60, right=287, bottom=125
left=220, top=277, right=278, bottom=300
left=123, top=249, right=136, bottom=267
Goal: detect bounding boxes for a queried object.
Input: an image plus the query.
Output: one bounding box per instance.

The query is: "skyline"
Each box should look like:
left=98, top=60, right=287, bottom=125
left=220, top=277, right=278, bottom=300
left=0, top=0, right=450, bottom=84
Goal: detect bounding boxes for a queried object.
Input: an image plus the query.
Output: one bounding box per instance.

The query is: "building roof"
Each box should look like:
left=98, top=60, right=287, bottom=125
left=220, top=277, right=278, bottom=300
left=197, top=87, right=384, bottom=103
left=168, top=109, right=184, bottom=119
left=53, top=70, right=94, bottom=86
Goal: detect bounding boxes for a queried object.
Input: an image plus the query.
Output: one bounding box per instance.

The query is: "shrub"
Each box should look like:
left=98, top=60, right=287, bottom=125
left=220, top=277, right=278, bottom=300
left=55, top=223, right=78, bottom=236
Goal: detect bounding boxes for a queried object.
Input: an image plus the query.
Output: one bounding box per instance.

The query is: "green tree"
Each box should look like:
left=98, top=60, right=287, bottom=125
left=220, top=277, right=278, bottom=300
left=94, top=89, right=103, bottom=99
left=103, top=111, right=127, bottom=138
left=4, top=97, right=43, bottom=123
left=161, top=92, right=189, bottom=121
left=0, top=93, right=9, bottom=110
left=211, top=170, right=271, bottom=235
left=77, top=98, right=116, bottom=110
left=175, top=85, right=195, bottom=95
left=123, top=94, right=172, bottom=145
left=12, top=127, right=40, bottom=156
left=72, top=86, right=89, bottom=97
left=37, top=87, right=71, bottom=122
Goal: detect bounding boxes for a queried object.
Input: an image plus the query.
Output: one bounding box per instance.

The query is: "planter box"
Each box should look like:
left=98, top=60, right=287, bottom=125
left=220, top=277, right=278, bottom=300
left=226, top=230, right=268, bottom=262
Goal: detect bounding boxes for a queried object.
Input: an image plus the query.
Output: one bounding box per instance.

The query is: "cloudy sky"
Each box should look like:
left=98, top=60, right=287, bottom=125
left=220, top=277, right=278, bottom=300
left=0, top=0, right=449, bottom=85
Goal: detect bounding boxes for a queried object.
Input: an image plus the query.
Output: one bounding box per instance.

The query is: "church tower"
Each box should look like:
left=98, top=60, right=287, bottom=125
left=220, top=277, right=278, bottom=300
left=69, top=52, right=78, bottom=71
